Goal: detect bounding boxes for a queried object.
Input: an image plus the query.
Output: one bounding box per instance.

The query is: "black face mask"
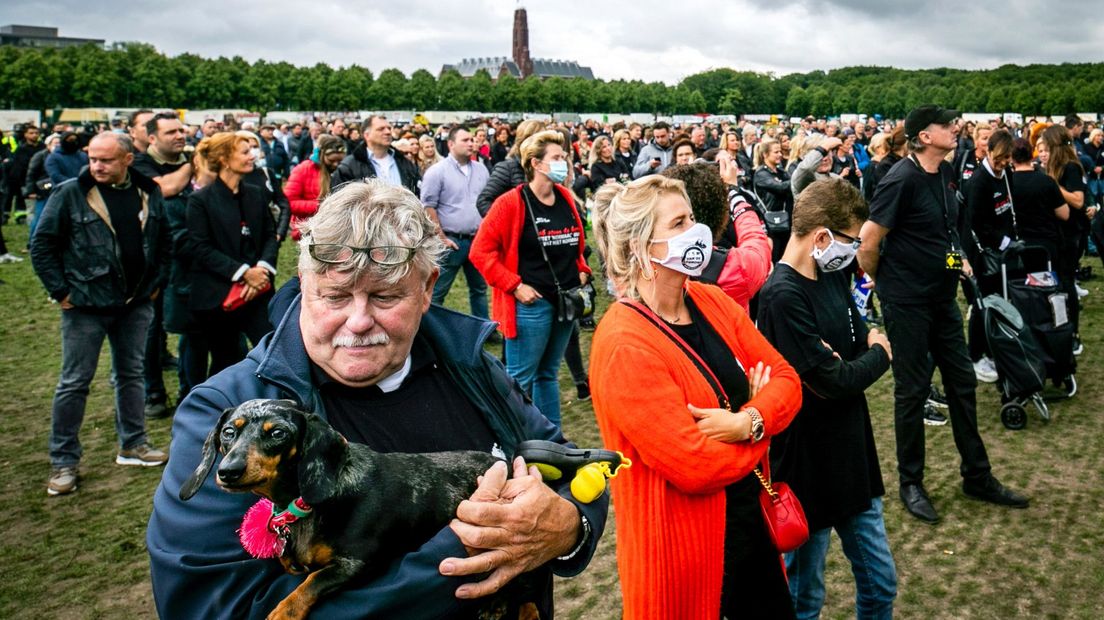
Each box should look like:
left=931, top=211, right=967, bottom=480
left=61, top=140, right=79, bottom=154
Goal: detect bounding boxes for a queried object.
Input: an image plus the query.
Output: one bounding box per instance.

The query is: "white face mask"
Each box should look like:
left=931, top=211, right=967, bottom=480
left=811, top=229, right=859, bottom=272
left=650, top=222, right=713, bottom=277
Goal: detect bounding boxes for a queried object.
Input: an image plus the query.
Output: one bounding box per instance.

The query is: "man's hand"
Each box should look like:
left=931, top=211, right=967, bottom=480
left=59, top=294, right=74, bottom=310
left=513, top=283, right=542, bottom=305
left=440, top=458, right=581, bottom=600
left=961, top=258, right=973, bottom=279
left=441, top=235, right=459, bottom=250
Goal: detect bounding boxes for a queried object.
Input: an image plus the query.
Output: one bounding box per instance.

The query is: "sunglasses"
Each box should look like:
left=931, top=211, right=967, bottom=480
left=829, top=229, right=861, bottom=249
left=308, top=243, right=418, bottom=266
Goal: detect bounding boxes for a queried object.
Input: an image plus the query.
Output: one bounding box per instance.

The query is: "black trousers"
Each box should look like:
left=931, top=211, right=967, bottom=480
left=882, top=298, right=992, bottom=486
left=720, top=476, right=796, bottom=620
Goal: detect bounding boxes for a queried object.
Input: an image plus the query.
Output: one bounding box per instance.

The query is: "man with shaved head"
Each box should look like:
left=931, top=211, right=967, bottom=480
left=31, top=132, right=172, bottom=496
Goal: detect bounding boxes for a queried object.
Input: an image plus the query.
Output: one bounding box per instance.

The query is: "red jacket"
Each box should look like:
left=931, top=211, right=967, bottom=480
left=283, top=160, right=324, bottom=240
left=590, top=282, right=802, bottom=619
left=470, top=184, right=591, bottom=339
left=715, top=209, right=773, bottom=312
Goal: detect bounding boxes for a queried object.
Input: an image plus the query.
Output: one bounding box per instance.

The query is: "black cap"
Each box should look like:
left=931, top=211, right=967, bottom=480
left=905, top=105, right=959, bottom=139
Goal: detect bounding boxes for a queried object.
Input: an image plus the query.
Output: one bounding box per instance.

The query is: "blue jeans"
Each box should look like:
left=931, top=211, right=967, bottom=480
left=432, top=235, right=488, bottom=319
left=49, top=302, right=154, bottom=467
left=29, top=197, right=47, bottom=239
left=785, top=497, right=897, bottom=620
left=505, top=298, right=573, bottom=428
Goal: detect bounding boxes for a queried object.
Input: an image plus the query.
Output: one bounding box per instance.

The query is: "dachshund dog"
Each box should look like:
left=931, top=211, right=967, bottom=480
left=179, top=398, right=516, bottom=620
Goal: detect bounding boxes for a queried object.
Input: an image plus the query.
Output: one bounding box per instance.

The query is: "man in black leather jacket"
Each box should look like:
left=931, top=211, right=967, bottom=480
left=331, top=115, right=420, bottom=194
left=31, top=132, right=172, bottom=496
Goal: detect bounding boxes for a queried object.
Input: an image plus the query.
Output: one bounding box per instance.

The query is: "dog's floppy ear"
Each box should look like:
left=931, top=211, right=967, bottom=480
left=179, top=407, right=235, bottom=501
left=295, top=411, right=348, bottom=505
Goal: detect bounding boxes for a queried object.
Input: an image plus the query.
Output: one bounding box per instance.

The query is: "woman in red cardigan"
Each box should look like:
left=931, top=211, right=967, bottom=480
left=470, top=130, right=591, bottom=428
left=283, top=134, right=346, bottom=240
left=589, top=175, right=802, bottom=619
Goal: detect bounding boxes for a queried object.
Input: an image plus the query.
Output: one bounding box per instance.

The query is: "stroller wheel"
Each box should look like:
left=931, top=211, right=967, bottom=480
left=1001, top=402, right=1028, bottom=430
left=1031, top=394, right=1050, bottom=422
left=1061, top=375, right=1077, bottom=399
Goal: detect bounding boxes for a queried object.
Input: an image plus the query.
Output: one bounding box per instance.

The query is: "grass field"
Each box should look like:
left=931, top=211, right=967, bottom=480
left=1, top=220, right=1103, bottom=619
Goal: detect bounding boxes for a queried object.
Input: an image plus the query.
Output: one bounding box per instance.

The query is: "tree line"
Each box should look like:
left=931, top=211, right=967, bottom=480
left=0, top=42, right=1101, bottom=118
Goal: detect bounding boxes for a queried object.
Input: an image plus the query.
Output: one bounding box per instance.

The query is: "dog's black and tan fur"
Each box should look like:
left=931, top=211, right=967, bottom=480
left=179, top=398, right=504, bottom=620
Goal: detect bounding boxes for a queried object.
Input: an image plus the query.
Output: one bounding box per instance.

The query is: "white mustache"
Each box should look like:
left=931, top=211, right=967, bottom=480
left=332, top=333, right=390, bottom=348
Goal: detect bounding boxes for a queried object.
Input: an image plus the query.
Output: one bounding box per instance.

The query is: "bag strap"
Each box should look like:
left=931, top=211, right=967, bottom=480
left=520, top=187, right=565, bottom=292
left=619, top=298, right=774, bottom=490
left=619, top=299, right=730, bottom=410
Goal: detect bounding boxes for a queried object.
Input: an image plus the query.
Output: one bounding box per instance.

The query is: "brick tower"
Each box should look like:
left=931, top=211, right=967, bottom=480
left=512, top=7, right=533, bottom=78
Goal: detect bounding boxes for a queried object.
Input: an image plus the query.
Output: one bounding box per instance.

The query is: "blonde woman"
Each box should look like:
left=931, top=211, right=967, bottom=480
left=416, top=134, right=442, bottom=175
left=477, top=119, right=547, bottom=216
left=589, top=175, right=800, bottom=619
left=583, top=134, right=631, bottom=191
left=470, top=130, right=591, bottom=428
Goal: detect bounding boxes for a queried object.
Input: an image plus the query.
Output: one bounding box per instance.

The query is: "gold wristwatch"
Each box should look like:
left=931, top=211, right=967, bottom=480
left=746, top=408, right=765, bottom=443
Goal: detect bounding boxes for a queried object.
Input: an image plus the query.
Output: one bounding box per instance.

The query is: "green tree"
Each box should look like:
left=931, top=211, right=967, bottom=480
left=3, top=48, right=61, bottom=108
left=785, top=86, right=810, bottom=118
left=369, top=68, right=409, bottom=110
left=405, top=69, right=437, bottom=110
left=71, top=45, right=120, bottom=106
left=464, top=69, right=493, bottom=111
left=436, top=70, right=465, bottom=110
left=491, top=73, right=519, bottom=112
left=718, top=88, right=745, bottom=116
left=329, top=65, right=372, bottom=111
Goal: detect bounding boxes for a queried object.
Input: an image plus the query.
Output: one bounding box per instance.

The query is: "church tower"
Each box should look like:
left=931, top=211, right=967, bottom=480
left=512, top=7, right=533, bottom=78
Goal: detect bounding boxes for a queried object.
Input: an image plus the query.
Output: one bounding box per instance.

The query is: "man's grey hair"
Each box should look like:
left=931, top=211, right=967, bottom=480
left=91, top=131, right=134, bottom=155
left=297, top=179, right=445, bottom=285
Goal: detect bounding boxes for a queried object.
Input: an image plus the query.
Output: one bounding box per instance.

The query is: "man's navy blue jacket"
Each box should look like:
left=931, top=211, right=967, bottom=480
left=147, top=296, right=608, bottom=619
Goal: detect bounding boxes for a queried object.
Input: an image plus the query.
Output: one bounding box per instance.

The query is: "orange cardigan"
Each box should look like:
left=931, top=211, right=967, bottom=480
left=589, top=281, right=802, bottom=620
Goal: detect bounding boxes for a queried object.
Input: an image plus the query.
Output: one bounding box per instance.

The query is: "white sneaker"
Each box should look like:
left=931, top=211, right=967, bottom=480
left=0, top=253, right=23, bottom=263
left=973, top=356, right=998, bottom=383
left=1075, top=283, right=1089, bottom=298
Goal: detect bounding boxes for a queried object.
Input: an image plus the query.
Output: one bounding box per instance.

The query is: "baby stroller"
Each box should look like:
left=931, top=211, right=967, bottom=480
left=1002, top=246, right=1077, bottom=402
left=964, top=276, right=1048, bottom=430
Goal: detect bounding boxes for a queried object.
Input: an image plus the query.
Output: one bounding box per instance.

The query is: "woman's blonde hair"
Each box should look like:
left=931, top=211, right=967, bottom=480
left=592, top=175, right=691, bottom=301
left=507, top=120, right=547, bottom=158
left=196, top=133, right=251, bottom=174
left=612, top=129, right=631, bottom=152
left=786, top=133, right=808, bottom=168
left=754, top=138, right=779, bottom=168
left=588, top=135, right=612, bottom=167
left=519, top=130, right=566, bottom=180
left=867, top=132, right=889, bottom=159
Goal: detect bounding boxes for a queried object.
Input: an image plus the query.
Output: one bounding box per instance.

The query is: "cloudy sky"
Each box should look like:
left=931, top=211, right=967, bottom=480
left=4, top=0, right=1102, bottom=84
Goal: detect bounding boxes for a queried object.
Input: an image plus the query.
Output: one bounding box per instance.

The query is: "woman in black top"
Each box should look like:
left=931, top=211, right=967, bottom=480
left=584, top=135, right=630, bottom=190
left=757, top=177, right=897, bottom=620
left=753, top=138, right=793, bottom=263
left=964, top=129, right=1015, bottom=368
left=1040, top=125, right=1088, bottom=354
left=186, top=132, right=279, bottom=381
left=491, top=125, right=510, bottom=165
left=612, top=129, right=636, bottom=173
left=471, top=130, right=590, bottom=428
left=867, top=125, right=907, bottom=202
left=1010, top=137, right=1068, bottom=260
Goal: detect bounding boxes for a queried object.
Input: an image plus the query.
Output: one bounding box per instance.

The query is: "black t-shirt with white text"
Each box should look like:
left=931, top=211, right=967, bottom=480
left=964, top=162, right=1015, bottom=252
left=868, top=157, right=963, bottom=303
left=518, top=186, right=582, bottom=305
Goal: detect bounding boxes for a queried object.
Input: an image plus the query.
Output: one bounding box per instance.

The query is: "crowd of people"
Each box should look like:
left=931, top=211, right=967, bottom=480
left=3, top=101, right=1100, bottom=617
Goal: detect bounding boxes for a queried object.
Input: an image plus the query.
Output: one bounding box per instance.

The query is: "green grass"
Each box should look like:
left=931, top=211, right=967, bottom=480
left=1, top=221, right=1103, bottom=618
